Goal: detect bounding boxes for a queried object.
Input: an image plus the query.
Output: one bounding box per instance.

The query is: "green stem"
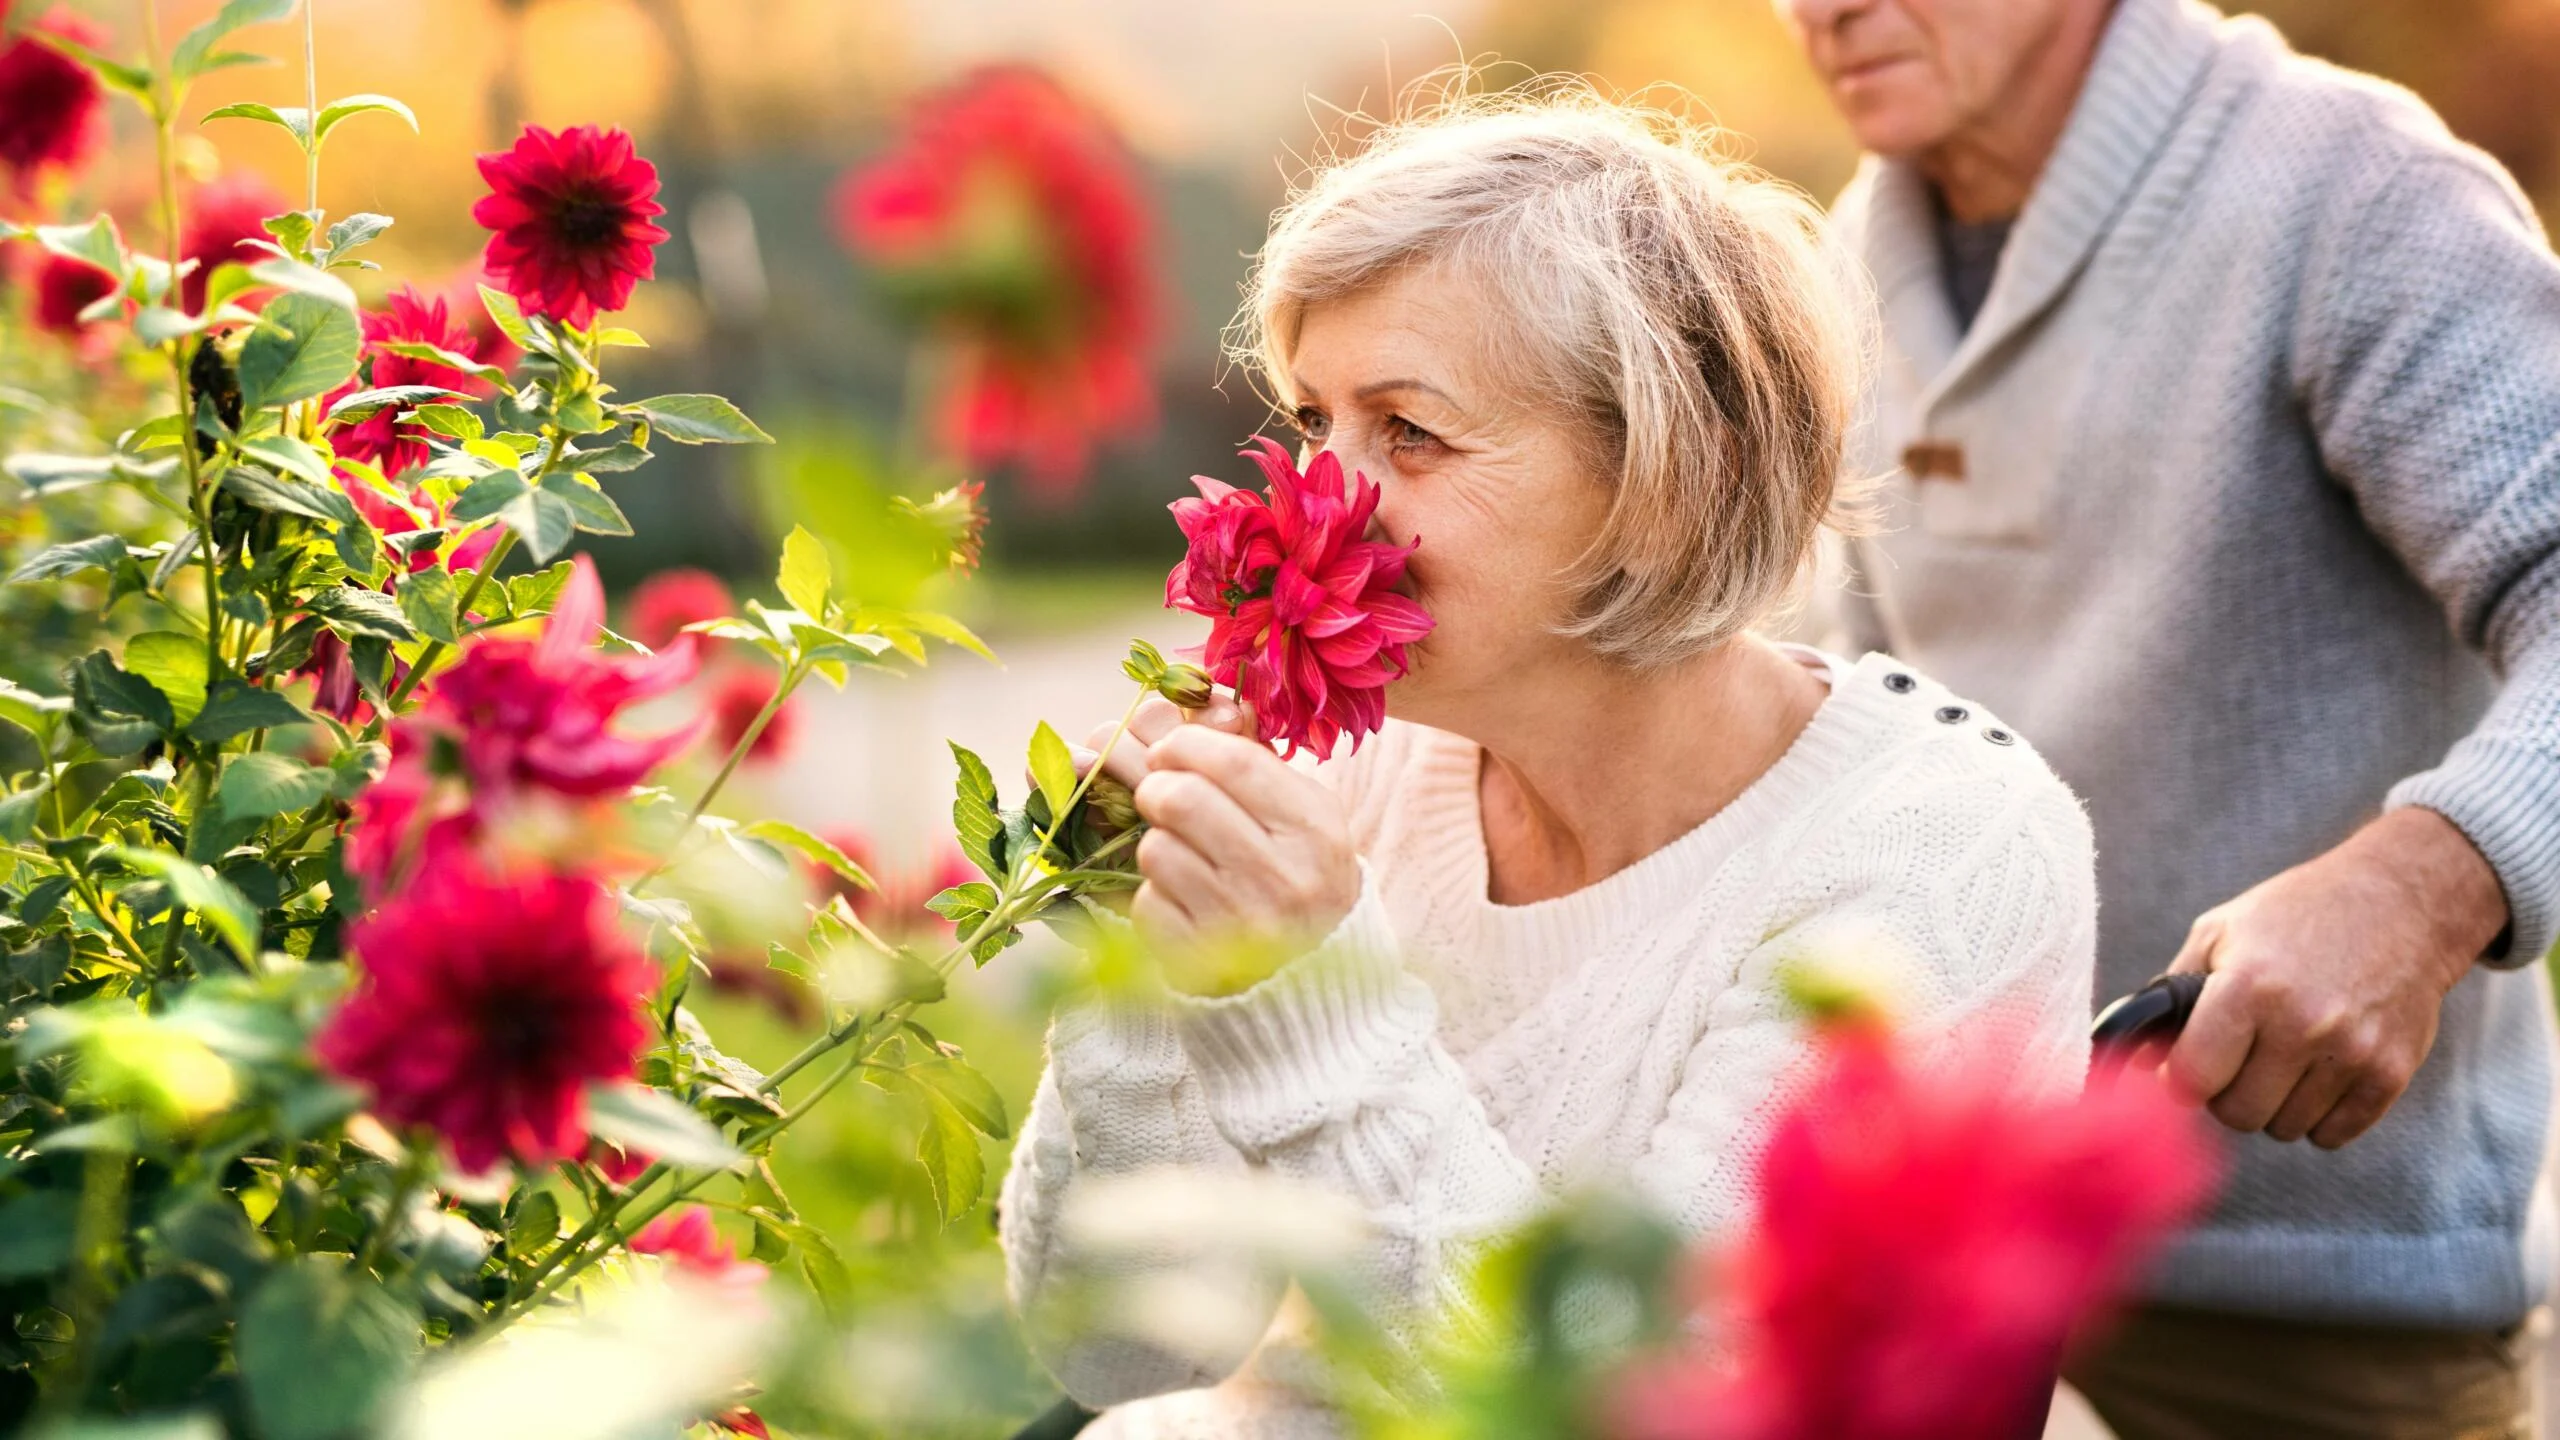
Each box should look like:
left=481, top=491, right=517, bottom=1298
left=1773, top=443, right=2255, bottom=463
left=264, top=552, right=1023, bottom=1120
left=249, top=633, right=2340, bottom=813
left=36, top=1148, right=131, bottom=1426
left=626, top=659, right=810, bottom=897
left=300, top=0, right=320, bottom=217
left=64, top=869, right=151, bottom=973
left=369, top=526, right=519, bottom=728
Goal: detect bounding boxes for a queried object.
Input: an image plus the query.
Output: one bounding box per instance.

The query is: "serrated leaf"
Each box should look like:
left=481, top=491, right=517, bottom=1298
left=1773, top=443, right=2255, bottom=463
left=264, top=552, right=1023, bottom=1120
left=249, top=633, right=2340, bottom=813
left=924, top=881, right=997, bottom=926
left=776, top=524, right=830, bottom=619
left=375, top=340, right=506, bottom=389
left=1029, top=721, right=1077, bottom=830
left=950, top=743, right=1002, bottom=880
left=0, top=678, right=70, bottom=740
left=913, top=1057, right=1009, bottom=1139
left=407, top=403, right=483, bottom=441
left=72, top=650, right=173, bottom=755
left=539, top=473, right=631, bottom=536
left=203, top=100, right=311, bottom=148
left=104, top=847, right=258, bottom=962
left=320, top=212, right=393, bottom=266
left=243, top=258, right=358, bottom=310
left=221, top=465, right=360, bottom=526
left=742, top=819, right=873, bottom=890
left=447, top=468, right=529, bottom=523
left=237, top=433, right=333, bottom=485
left=475, top=284, right=543, bottom=356
left=582, top=1083, right=744, bottom=1172
left=324, top=384, right=451, bottom=424
left=333, top=515, right=380, bottom=579
left=502, top=560, right=575, bottom=618
left=34, top=215, right=126, bottom=284
left=915, top=1091, right=986, bottom=1223
left=396, top=566, right=460, bottom=645
left=9, top=533, right=127, bottom=582
left=189, top=678, right=312, bottom=743
left=218, top=752, right=333, bottom=820
left=238, top=293, right=362, bottom=411
left=302, top=585, right=417, bottom=642
left=124, top=631, right=210, bottom=725
left=621, top=393, right=773, bottom=445
left=498, top=486, right=577, bottom=564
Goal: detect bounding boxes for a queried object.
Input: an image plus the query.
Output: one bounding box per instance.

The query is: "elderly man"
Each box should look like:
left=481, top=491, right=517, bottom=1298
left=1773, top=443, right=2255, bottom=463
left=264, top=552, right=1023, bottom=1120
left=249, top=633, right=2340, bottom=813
left=1779, top=0, right=2560, bottom=1432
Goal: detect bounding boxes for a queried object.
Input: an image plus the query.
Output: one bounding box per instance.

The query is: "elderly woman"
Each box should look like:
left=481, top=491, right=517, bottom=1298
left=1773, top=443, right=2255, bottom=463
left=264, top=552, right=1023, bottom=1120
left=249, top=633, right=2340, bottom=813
left=999, top=90, right=2097, bottom=1437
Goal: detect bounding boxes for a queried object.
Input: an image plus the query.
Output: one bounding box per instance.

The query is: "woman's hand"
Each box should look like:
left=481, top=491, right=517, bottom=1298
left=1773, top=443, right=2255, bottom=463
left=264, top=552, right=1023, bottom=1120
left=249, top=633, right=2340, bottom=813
left=1079, top=695, right=1361, bottom=995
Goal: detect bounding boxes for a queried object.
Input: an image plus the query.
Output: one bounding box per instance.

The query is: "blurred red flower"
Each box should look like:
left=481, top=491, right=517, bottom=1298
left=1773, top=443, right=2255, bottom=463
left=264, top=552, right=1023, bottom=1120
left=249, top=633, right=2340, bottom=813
left=630, top=1205, right=767, bottom=1286
left=585, top=1137, right=653, bottom=1186
left=344, top=556, right=700, bottom=890
left=317, top=867, right=651, bottom=1174
left=178, top=172, right=286, bottom=312
left=328, top=285, right=507, bottom=478
left=1165, top=438, right=1432, bottom=759
left=817, top=828, right=977, bottom=935
left=626, top=566, right=733, bottom=650
left=337, top=470, right=502, bottom=577
left=707, top=1409, right=770, bottom=1440
left=472, top=124, right=668, bottom=329
left=832, top=65, right=1158, bottom=497
left=0, top=5, right=107, bottom=200
left=1609, top=1022, right=2222, bottom=1440
left=706, top=665, right=792, bottom=764
left=15, top=243, right=116, bottom=337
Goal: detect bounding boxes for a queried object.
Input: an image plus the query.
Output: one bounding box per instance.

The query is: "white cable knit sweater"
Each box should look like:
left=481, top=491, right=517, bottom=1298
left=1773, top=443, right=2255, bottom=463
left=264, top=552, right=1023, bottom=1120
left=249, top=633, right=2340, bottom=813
left=999, top=650, right=2099, bottom=1438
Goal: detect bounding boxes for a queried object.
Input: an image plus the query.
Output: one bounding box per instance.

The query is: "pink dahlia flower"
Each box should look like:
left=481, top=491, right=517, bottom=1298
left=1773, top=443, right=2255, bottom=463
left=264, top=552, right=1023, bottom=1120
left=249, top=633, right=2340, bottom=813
left=177, top=172, right=286, bottom=313
left=1609, top=1021, right=2222, bottom=1440
left=343, top=556, right=699, bottom=891
left=629, top=1205, right=767, bottom=1286
left=0, top=5, right=106, bottom=200
left=472, top=123, right=668, bottom=329
left=624, top=566, right=733, bottom=651
left=327, top=286, right=508, bottom=478
left=317, top=867, right=652, bottom=1174
left=1164, top=437, right=1432, bottom=759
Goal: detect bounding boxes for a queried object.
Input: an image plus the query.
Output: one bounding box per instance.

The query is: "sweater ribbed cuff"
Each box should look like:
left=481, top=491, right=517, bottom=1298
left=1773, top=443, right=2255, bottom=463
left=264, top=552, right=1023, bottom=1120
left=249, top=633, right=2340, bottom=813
left=1165, top=870, right=1436, bottom=1156
left=2388, top=738, right=2560, bottom=968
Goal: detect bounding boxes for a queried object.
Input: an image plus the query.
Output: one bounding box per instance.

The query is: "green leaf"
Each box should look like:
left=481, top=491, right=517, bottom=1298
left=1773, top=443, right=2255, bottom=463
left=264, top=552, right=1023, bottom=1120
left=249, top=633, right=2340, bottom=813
left=171, top=0, right=295, bottom=84
left=582, top=1083, right=744, bottom=1172
left=9, top=533, right=127, bottom=582
left=34, top=215, right=127, bottom=284
left=949, top=743, right=1003, bottom=880
left=408, top=402, right=484, bottom=441
left=104, top=847, right=258, bottom=962
left=395, top=566, right=460, bottom=645
left=503, top=560, right=575, bottom=618
left=188, top=678, right=312, bottom=744
left=311, top=93, right=416, bottom=149
left=375, top=339, right=507, bottom=389
left=262, top=210, right=317, bottom=260
left=235, top=1256, right=415, bottom=1440
left=71, top=651, right=174, bottom=755
left=0, top=678, right=70, bottom=740
left=1029, top=721, right=1077, bottom=829
left=303, top=585, right=417, bottom=642
left=202, top=100, right=310, bottom=148
left=221, top=465, right=360, bottom=526
left=915, top=1091, right=986, bottom=1223
left=124, top=631, right=210, bottom=725
left=555, top=388, right=606, bottom=436
left=320, top=212, right=392, bottom=266
left=237, top=293, right=362, bottom=411
left=0, top=1190, right=77, bottom=1278
left=244, top=257, right=358, bottom=310
left=539, top=473, right=631, bottom=536
left=5, top=452, right=117, bottom=494
left=333, top=515, right=380, bottom=579
left=743, top=819, right=873, bottom=890
left=499, top=486, right=576, bottom=564
left=622, top=393, right=773, bottom=445
left=475, top=284, right=543, bottom=356
left=448, top=468, right=529, bottom=523
left=236, top=434, right=333, bottom=485
left=924, top=881, right=997, bottom=927
left=218, top=752, right=332, bottom=820
left=777, top=524, right=831, bottom=620
left=324, top=384, right=451, bottom=424
left=913, top=1057, right=1009, bottom=1139
left=505, top=1188, right=561, bottom=1258
left=35, top=33, right=154, bottom=107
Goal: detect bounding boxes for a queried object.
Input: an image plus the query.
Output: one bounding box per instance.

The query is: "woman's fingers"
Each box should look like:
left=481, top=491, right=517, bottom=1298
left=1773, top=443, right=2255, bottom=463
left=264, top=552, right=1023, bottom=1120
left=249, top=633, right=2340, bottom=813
left=1146, top=725, right=1325, bottom=833
left=1135, top=827, right=1232, bottom=927
left=1134, top=765, right=1277, bottom=878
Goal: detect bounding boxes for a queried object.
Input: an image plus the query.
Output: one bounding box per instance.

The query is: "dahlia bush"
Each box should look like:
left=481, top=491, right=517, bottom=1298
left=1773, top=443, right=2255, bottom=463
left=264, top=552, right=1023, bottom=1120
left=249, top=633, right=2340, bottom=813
left=0, top=5, right=1160, bottom=1434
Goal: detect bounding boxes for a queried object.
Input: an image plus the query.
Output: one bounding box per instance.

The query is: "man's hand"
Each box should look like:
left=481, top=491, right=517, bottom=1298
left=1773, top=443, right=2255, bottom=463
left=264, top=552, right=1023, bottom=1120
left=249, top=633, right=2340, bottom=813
left=2165, top=807, right=2510, bottom=1149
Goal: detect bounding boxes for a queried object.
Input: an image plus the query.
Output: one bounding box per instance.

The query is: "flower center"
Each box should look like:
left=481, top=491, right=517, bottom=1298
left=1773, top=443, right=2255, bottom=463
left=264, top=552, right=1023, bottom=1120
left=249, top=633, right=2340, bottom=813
left=549, top=189, right=624, bottom=248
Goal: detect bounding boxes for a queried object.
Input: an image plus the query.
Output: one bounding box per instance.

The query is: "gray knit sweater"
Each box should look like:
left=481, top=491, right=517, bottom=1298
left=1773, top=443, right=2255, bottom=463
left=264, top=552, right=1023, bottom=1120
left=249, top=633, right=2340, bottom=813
left=1830, top=0, right=2560, bottom=1328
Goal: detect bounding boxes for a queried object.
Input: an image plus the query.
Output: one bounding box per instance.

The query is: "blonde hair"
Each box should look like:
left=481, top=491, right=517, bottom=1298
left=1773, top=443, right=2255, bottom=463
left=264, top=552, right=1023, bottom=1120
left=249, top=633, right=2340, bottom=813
left=1238, top=77, right=1874, bottom=666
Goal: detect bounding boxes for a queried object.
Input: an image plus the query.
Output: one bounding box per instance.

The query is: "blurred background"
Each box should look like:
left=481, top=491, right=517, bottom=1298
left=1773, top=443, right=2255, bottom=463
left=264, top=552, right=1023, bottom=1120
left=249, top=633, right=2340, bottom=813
left=7, top=1, right=2558, bottom=1431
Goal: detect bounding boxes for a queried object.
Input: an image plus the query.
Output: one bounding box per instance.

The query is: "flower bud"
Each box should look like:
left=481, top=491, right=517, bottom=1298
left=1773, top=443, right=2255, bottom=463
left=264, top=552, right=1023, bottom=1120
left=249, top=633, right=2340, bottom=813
left=1154, top=663, right=1214, bottom=710
left=1086, top=774, right=1141, bottom=833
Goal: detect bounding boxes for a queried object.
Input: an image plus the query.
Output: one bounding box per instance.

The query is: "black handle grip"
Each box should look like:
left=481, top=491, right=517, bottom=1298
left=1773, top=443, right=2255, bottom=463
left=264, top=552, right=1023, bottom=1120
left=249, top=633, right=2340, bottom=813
left=2090, top=972, right=2206, bottom=1050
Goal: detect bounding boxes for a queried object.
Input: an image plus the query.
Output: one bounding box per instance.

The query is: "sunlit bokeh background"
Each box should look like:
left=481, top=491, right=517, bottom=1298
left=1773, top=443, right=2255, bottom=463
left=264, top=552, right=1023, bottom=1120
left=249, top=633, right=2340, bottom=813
left=11, top=2, right=2557, bottom=1431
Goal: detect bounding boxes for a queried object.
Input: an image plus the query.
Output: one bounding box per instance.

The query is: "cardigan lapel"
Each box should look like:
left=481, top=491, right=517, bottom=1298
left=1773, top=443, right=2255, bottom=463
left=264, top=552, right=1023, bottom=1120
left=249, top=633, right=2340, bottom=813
left=1899, top=0, right=2223, bottom=413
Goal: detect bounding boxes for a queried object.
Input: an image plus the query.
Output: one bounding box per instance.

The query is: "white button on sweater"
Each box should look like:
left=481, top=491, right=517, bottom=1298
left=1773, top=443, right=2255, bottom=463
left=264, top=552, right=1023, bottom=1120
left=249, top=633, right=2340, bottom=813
left=999, top=650, right=2098, bottom=1438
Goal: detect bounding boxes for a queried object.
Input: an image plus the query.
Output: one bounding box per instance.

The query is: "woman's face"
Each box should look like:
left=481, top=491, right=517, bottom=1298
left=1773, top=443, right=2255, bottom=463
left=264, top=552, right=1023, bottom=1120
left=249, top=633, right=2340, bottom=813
left=1285, top=261, right=1610, bottom=731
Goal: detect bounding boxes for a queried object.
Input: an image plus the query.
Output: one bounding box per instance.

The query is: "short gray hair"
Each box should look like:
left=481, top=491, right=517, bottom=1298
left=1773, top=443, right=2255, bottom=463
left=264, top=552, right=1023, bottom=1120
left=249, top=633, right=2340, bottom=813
left=1238, top=80, right=1874, bottom=666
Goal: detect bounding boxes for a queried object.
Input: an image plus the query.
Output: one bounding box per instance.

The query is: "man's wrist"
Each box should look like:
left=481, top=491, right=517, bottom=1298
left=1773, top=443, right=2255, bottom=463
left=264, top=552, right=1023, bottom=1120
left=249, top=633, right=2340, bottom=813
left=2366, top=806, right=2512, bottom=965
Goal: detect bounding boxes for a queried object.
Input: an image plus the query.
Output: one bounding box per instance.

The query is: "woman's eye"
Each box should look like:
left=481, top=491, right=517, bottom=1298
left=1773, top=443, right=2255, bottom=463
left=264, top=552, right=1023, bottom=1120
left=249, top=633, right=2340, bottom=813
left=1386, top=416, right=1438, bottom=451
left=1290, top=407, right=1330, bottom=442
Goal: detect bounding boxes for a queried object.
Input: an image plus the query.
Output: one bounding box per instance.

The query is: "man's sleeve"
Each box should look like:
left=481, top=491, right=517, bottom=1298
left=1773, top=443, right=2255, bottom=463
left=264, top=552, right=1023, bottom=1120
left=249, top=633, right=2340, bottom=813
left=2295, top=142, right=2560, bottom=966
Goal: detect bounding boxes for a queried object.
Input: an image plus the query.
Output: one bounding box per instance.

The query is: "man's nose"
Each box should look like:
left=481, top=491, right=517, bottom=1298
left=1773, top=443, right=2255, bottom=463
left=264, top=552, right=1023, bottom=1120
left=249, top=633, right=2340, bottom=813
left=1777, top=0, right=1866, bottom=33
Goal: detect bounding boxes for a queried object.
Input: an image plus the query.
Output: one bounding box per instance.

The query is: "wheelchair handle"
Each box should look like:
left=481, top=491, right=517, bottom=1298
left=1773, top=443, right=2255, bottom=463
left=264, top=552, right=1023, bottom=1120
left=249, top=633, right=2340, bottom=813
left=2091, top=972, right=2206, bottom=1051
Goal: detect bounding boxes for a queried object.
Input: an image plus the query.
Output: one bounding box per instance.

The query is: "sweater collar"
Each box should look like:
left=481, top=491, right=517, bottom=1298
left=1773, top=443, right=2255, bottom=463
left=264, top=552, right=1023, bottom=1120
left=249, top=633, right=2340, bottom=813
left=1860, top=0, right=2222, bottom=410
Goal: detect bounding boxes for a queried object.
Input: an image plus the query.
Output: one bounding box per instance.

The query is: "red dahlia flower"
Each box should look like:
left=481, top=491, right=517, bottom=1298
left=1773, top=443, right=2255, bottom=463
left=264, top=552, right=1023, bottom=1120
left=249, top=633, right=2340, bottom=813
left=630, top=1205, right=767, bottom=1286
left=472, top=123, right=668, bottom=329
left=1164, top=438, right=1432, bottom=759
left=706, top=665, right=791, bottom=764
left=178, top=172, right=286, bottom=312
left=28, top=248, right=115, bottom=336
left=0, top=6, right=107, bottom=200
left=625, top=566, right=734, bottom=650
left=1609, top=1021, right=2221, bottom=1440
left=817, top=829, right=978, bottom=935
left=317, top=867, right=652, bottom=1174
left=327, top=286, right=508, bottom=478
left=832, top=66, right=1158, bottom=496
left=344, top=556, right=700, bottom=891
left=338, top=470, right=502, bottom=577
